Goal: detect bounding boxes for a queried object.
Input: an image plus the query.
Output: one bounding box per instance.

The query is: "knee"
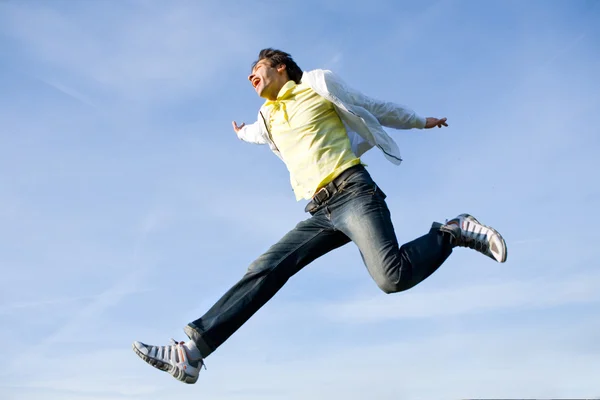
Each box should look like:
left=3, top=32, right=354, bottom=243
left=247, top=249, right=287, bottom=276
left=246, top=253, right=271, bottom=275
left=375, top=278, right=398, bottom=294
left=375, top=277, right=412, bottom=294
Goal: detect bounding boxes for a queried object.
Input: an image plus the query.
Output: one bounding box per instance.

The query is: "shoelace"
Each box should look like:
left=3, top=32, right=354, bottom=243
left=445, top=218, right=488, bottom=252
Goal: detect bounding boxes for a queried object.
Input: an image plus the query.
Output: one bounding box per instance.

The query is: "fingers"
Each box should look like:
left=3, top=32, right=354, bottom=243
left=232, top=121, right=246, bottom=133
left=425, top=117, right=448, bottom=129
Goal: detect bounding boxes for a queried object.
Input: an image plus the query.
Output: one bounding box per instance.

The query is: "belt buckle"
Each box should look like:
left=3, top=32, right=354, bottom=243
left=313, top=186, right=330, bottom=204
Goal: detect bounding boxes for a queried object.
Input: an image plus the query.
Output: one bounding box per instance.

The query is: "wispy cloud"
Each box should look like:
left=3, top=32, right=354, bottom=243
left=0, top=289, right=151, bottom=315
left=6, top=317, right=599, bottom=400
left=1, top=349, right=163, bottom=397
left=1, top=0, right=599, bottom=399
left=321, top=271, right=600, bottom=324
left=1, top=207, right=164, bottom=384
left=35, top=76, right=99, bottom=109
left=323, top=52, right=343, bottom=69
left=544, top=33, right=587, bottom=67
left=0, top=1, right=261, bottom=104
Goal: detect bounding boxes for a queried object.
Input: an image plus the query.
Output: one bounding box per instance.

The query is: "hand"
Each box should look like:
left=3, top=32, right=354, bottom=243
left=425, top=117, right=448, bottom=129
left=232, top=121, right=246, bottom=133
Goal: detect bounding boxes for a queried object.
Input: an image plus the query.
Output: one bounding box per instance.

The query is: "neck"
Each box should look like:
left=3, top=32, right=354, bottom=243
left=264, top=92, right=278, bottom=101
left=263, top=83, right=284, bottom=101
left=263, top=76, right=291, bottom=100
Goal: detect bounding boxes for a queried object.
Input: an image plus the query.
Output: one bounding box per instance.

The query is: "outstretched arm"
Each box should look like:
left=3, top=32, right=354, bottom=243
left=231, top=120, right=269, bottom=145
left=324, top=70, right=448, bottom=130
left=356, top=94, right=448, bottom=130
left=354, top=93, right=428, bottom=129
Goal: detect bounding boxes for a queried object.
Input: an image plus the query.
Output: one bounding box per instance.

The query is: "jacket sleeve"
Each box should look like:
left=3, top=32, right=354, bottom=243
left=236, top=119, right=269, bottom=145
left=324, top=70, right=426, bottom=130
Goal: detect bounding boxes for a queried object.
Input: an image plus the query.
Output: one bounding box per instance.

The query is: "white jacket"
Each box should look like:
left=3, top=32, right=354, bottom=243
left=236, top=69, right=426, bottom=165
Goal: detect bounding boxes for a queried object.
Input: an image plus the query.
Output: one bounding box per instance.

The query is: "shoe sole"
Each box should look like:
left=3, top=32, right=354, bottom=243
left=132, top=342, right=198, bottom=384
left=462, top=214, right=508, bottom=263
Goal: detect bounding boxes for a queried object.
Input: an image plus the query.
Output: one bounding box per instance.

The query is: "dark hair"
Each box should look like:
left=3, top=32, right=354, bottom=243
left=252, top=48, right=303, bottom=84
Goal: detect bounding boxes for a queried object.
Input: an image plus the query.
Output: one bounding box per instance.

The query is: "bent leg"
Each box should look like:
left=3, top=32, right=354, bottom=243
left=186, top=212, right=350, bottom=357
left=333, top=181, right=453, bottom=293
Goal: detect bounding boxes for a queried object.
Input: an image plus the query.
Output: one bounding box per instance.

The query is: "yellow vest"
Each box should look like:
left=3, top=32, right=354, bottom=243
left=265, top=80, right=361, bottom=200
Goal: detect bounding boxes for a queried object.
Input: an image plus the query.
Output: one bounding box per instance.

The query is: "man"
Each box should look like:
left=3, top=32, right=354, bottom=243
left=132, top=48, right=507, bottom=384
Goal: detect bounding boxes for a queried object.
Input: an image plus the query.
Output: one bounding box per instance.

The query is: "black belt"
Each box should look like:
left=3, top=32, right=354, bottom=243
left=306, top=164, right=365, bottom=211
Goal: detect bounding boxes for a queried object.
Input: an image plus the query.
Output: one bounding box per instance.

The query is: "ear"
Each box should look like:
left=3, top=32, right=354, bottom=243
left=276, top=63, right=287, bottom=73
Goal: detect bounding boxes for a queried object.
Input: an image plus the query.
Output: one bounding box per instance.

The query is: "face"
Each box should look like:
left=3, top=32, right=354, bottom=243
left=248, top=59, right=287, bottom=100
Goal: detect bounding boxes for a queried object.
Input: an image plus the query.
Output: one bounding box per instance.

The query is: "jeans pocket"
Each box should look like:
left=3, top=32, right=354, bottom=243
left=338, top=170, right=375, bottom=194
left=339, top=180, right=380, bottom=198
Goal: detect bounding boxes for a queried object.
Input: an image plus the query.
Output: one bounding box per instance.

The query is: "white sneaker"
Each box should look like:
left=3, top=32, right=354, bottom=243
left=443, top=213, right=507, bottom=263
left=132, top=339, right=203, bottom=384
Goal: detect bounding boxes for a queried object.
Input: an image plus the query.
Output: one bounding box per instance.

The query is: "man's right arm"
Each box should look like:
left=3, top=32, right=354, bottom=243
left=232, top=120, right=269, bottom=145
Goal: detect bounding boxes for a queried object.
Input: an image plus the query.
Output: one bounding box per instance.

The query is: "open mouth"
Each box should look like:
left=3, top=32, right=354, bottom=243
left=252, top=77, right=260, bottom=88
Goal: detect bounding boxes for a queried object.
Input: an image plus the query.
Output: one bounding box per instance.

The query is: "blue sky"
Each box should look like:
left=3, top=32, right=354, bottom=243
left=1, top=0, right=599, bottom=399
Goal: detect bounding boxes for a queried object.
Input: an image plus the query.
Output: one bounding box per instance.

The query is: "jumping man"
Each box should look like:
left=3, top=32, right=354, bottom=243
left=132, top=48, right=508, bottom=384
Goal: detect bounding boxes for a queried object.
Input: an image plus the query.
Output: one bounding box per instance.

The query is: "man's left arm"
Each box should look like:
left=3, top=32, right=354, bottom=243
left=325, top=70, right=448, bottom=130
left=358, top=94, right=448, bottom=129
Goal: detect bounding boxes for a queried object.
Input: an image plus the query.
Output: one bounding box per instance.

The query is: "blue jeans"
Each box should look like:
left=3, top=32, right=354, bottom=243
left=185, top=167, right=453, bottom=357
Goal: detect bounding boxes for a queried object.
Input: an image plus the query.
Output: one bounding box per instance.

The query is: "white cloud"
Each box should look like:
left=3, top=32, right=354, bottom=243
left=0, top=290, right=147, bottom=315
left=0, top=1, right=261, bottom=103
left=321, top=271, right=600, bottom=323
left=1, top=1, right=599, bottom=399
left=1, top=349, right=163, bottom=397
left=7, top=317, right=598, bottom=400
